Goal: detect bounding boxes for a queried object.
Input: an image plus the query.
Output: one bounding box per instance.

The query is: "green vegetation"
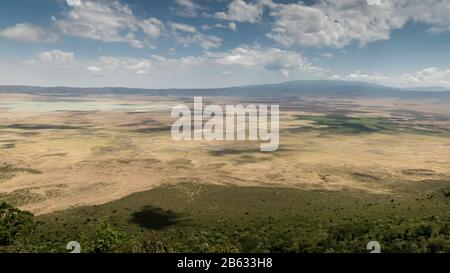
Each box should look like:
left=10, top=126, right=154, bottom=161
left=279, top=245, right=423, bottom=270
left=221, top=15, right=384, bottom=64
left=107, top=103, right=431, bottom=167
left=0, top=164, right=41, bottom=182
left=295, top=115, right=447, bottom=136
left=0, top=189, right=44, bottom=208
left=0, top=202, right=35, bottom=248
left=298, top=115, right=396, bottom=134
left=2, top=182, right=450, bottom=253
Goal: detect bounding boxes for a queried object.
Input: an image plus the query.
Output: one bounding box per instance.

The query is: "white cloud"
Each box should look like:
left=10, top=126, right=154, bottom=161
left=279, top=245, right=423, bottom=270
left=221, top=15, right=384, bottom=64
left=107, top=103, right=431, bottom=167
left=402, top=67, right=450, bottom=87
left=87, top=46, right=322, bottom=78
left=175, top=34, right=222, bottom=49
left=214, top=0, right=263, bottom=23
left=229, top=22, right=238, bottom=31
left=337, top=67, right=450, bottom=87
left=320, top=53, right=334, bottom=58
left=126, top=60, right=152, bottom=74
left=169, top=22, right=222, bottom=49
left=200, top=24, right=214, bottom=31
left=66, top=0, right=82, bottom=6
left=0, top=23, right=58, bottom=43
left=214, top=24, right=227, bottom=29
left=140, top=18, right=164, bottom=39
left=208, top=46, right=324, bottom=77
left=86, top=65, right=101, bottom=72
left=133, top=46, right=323, bottom=78
left=149, top=55, right=207, bottom=68
left=399, top=0, right=450, bottom=33
left=169, top=22, right=197, bottom=33
left=86, top=56, right=152, bottom=75
left=198, top=35, right=223, bottom=50
left=30, top=45, right=322, bottom=80
left=174, top=0, right=202, bottom=17
left=340, top=71, right=400, bottom=84
left=201, top=23, right=237, bottom=32
left=55, top=0, right=163, bottom=48
left=96, top=56, right=121, bottom=70
left=51, top=0, right=450, bottom=50
left=12, top=44, right=407, bottom=88
left=267, top=0, right=402, bottom=48
left=38, top=50, right=75, bottom=66
left=266, top=0, right=450, bottom=48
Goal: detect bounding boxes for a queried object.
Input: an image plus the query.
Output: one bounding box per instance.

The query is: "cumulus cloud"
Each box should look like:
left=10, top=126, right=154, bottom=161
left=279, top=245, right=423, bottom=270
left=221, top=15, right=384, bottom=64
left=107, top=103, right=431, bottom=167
left=169, top=22, right=222, bottom=49
left=86, top=56, right=153, bottom=75
left=55, top=0, right=164, bottom=48
left=42, top=45, right=320, bottom=79
left=412, top=67, right=450, bottom=84
left=140, top=18, right=165, bottom=40
left=207, top=46, right=324, bottom=77
left=66, top=0, right=82, bottom=6
left=174, top=0, right=202, bottom=17
left=38, top=50, right=75, bottom=66
left=336, top=67, right=450, bottom=87
left=0, top=23, right=58, bottom=43
left=266, top=0, right=450, bottom=48
left=149, top=54, right=207, bottom=68
left=214, top=0, right=263, bottom=23
left=80, top=54, right=209, bottom=77
left=201, top=23, right=238, bottom=32
left=267, top=0, right=402, bottom=48
left=212, top=0, right=450, bottom=48
left=169, top=22, right=198, bottom=33
left=197, top=35, right=223, bottom=49
left=86, top=65, right=101, bottom=72
left=228, top=22, right=238, bottom=31
left=176, top=34, right=222, bottom=49
left=399, top=0, right=450, bottom=33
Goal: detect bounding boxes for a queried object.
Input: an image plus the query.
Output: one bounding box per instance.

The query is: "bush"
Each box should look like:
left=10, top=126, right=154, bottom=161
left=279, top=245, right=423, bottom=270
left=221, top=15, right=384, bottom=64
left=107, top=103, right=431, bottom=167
left=412, top=223, right=434, bottom=239
left=85, top=220, right=126, bottom=253
left=0, top=202, right=35, bottom=246
left=427, top=238, right=449, bottom=253
left=139, top=234, right=169, bottom=253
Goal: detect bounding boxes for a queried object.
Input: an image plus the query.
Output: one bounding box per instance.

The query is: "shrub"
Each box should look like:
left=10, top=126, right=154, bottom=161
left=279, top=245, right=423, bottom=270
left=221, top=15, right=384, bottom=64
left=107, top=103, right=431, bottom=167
left=139, top=234, right=169, bottom=253
left=0, top=202, right=35, bottom=246
left=85, top=220, right=126, bottom=253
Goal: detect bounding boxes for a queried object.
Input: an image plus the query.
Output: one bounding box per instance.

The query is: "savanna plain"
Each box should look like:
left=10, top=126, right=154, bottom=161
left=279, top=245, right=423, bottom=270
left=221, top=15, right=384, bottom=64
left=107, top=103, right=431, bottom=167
left=1, top=91, right=450, bottom=253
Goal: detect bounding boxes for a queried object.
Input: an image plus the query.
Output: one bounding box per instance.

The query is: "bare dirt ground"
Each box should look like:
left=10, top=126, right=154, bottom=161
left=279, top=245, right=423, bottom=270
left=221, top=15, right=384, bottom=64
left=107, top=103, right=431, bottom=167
left=1, top=94, right=450, bottom=214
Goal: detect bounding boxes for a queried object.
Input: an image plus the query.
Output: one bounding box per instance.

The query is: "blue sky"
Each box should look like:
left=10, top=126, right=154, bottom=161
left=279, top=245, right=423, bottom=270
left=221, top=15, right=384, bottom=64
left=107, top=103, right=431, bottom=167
left=1, top=0, right=450, bottom=88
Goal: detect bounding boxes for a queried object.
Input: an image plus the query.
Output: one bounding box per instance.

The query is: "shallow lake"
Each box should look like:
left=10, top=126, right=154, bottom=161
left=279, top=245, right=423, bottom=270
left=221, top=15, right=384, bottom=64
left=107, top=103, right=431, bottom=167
left=0, top=100, right=174, bottom=113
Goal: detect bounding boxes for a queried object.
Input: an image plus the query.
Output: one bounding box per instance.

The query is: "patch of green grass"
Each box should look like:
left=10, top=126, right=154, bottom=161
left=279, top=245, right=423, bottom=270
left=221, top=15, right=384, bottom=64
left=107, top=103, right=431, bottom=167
left=0, top=165, right=16, bottom=181
left=301, top=115, right=393, bottom=133
left=294, top=115, right=448, bottom=136
left=0, top=164, right=41, bottom=182
left=0, top=165, right=43, bottom=206
left=0, top=189, right=44, bottom=207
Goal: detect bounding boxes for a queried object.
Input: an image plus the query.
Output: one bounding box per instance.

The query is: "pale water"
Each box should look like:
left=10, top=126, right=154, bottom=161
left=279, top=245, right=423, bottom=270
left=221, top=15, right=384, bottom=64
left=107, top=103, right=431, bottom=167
left=0, top=100, right=174, bottom=113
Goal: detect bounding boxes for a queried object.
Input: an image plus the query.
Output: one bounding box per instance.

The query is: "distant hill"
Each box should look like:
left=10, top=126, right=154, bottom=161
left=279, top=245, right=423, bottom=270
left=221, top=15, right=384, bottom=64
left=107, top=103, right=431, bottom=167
left=1, top=80, right=450, bottom=99
left=402, top=86, right=447, bottom=92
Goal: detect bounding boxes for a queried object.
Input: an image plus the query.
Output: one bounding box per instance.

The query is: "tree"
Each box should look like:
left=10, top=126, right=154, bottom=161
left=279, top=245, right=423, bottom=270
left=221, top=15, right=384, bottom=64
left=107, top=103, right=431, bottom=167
left=0, top=202, right=35, bottom=246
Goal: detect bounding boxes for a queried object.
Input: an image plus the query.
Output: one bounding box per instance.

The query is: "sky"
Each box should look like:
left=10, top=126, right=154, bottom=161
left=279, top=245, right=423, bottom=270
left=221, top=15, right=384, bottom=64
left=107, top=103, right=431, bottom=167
left=1, top=0, right=450, bottom=89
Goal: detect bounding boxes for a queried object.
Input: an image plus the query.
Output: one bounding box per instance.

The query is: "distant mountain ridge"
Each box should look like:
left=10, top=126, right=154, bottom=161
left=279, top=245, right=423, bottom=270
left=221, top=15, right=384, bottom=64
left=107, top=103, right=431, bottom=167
left=1, top=80, right=450, bottom=99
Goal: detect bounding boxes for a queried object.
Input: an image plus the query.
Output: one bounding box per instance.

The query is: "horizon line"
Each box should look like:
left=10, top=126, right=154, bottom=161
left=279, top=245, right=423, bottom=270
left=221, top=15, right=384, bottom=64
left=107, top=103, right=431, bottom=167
left=0, top=79, right=448, bottom=92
